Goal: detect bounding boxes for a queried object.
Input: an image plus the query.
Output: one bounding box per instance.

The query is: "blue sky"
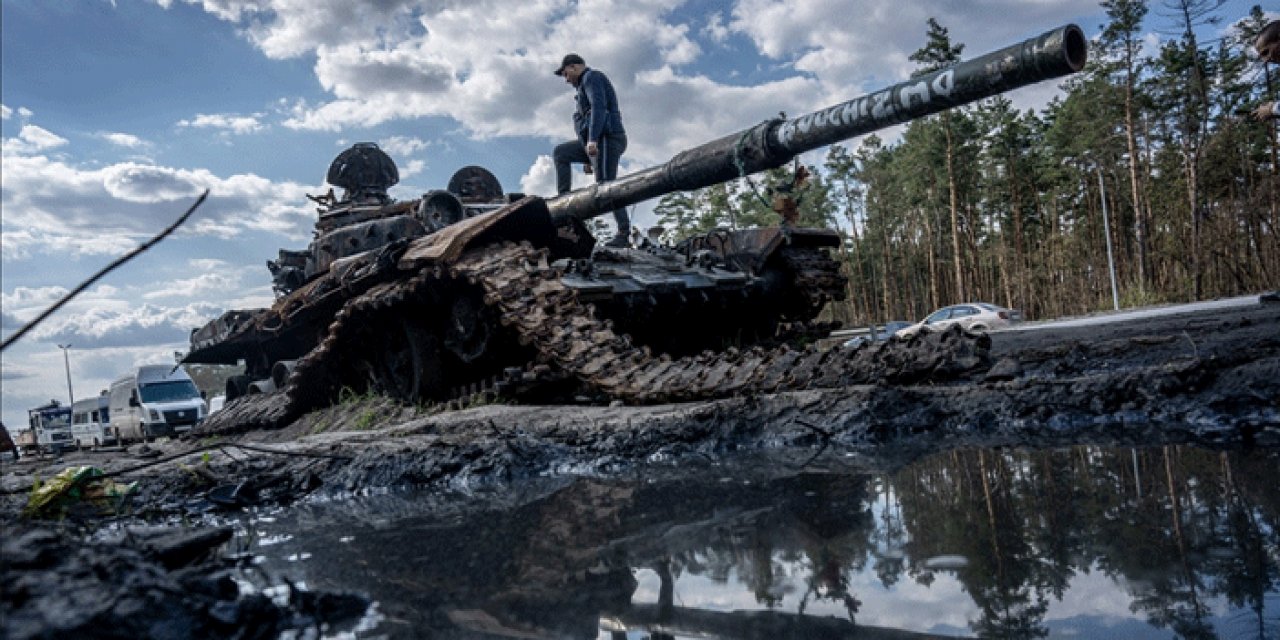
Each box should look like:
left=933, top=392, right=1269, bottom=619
left=1, top=0, right=1272, bottom=430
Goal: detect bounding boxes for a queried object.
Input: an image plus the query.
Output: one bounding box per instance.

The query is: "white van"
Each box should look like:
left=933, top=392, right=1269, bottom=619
left=71, top=393, right=116, bottom=449
left=109, top=365, right=206, bottom=442
left=27, top=401, right=74, bottom=455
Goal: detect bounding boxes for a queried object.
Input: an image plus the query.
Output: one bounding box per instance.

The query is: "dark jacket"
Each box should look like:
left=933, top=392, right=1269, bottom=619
left=573, top=68, right=625, bottom=143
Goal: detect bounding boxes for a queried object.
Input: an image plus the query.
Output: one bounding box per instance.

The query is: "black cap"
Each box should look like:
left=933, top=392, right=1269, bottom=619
left=554, top=53, right=585, bottom=76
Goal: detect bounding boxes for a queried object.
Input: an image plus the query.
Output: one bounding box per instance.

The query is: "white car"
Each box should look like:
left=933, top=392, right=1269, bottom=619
left=897, top=303, right=1022, bottom=337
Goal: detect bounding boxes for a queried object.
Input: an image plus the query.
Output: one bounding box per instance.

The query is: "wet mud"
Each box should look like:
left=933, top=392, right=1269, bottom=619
left=1, top=523, right=370, bottom=640
left=2, top=299, right=1277, bottom=637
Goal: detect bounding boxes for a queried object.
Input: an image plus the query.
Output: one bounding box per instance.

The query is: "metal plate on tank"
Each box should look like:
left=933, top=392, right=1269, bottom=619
left=398, top=197, right=553, bottom=266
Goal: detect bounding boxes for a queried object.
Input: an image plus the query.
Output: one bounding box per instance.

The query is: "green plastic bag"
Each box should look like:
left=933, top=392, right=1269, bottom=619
left=24, top=466, right=137, bottom=518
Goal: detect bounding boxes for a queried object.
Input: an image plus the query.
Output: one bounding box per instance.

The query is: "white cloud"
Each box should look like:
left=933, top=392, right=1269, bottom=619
left=247, top=0, right=707, bottom=146
left=628, top=66, right=820, bottom=160
left=1, top=149, right=318, bottom=260
left=315, top=43, right=454, bottom=98
left=187, top=218, right=246, bottom=240
left=188, top=258, right=230, bottom=271
left=399, top=158, right=427, bottom=179
left=215, top=0, right=420, bottom=60
left=519, top=155, right=558, bottom=198
left=0, top=104, right=33, bottom=120
left=703, top=12, right=731, bottom=44
left=29, top=301, right=223, bottom=348
left=143, top=272, right=240, bottom=299
left=2, top=124, right=69, bottom=155
left=101, top=132, right=147, bottom=148
left=1139, top=32, right=1162, bottom=63
left=0, top=283, right=143, bottom=351
left=153, top=0, right=263, bottom=22
left=169, top=0, right=1084, bottom=176
left=1, top=286, right=71, bottom=315
left=103, top=163, right=207, bottom=203
left=377, top=135, right=431, bottom=157
left=0, top=227, right=140, bottom=260
left=177, top=112, right=266, bottom=134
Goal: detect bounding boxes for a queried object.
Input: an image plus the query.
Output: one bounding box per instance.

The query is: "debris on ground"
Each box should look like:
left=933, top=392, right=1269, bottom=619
left=22, top=466, right=135, bottom=519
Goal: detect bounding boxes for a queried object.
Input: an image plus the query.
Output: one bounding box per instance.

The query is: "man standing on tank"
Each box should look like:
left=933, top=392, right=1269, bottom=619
left=552, top=53, right=630, bottom=248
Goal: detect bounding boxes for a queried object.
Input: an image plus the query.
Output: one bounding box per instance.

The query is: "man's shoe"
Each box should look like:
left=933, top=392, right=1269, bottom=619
left=603, top=233, right=630, bottom=248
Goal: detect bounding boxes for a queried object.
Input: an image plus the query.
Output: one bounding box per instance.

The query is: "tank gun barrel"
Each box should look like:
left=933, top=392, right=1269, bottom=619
left=547, top=23, right=1086, bottom=224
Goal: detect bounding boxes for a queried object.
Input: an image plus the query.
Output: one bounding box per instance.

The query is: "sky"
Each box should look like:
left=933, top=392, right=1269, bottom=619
left=1, top=0, right=1272, bottom=431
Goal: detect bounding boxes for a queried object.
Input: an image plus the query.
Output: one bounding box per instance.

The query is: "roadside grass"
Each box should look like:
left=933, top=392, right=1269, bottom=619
left=292, top=386, right=465, bottom=437
left=336, top=387, right=382, bottom=431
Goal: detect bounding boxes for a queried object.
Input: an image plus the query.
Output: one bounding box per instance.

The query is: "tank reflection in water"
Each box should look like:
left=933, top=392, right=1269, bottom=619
left=233, top=445, right=1280, bottom=639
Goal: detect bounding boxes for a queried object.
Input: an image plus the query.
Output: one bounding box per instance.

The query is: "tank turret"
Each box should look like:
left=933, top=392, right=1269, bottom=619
left=187, top=25, right=1087, bottom=430
left=266, top=149, right=522, bottom=297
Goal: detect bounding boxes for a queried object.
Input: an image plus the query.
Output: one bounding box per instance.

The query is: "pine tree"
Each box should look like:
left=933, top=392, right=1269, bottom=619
left=910, top=18, right=968, bottom=302
left=1101, top=0, right=1152, bottom=292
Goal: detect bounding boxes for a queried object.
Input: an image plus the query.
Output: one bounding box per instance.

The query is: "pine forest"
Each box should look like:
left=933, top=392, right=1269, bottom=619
left=651, top=3, right=1279, bottom=326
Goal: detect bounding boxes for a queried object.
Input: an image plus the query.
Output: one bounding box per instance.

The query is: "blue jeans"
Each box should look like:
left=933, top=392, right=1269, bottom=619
left=554, top=132, right=629, bottom=230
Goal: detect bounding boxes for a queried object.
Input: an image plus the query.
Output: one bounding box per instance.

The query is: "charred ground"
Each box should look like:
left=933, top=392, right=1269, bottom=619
left=2, top=297, right=1277, bottom=639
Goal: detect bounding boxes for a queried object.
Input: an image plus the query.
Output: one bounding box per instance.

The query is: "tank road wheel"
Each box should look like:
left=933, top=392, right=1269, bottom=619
left=444, top=291, right=495, bottom=364
left=363, top=318, right=445, bottom=404
left=225, top=375, right=251, bottom=402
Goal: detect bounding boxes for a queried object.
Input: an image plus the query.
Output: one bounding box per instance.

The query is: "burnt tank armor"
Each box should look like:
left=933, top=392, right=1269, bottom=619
left=187, top=25, right=1087, bottom=430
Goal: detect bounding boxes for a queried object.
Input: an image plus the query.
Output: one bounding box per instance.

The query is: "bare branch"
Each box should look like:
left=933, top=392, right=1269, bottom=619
left=1, top=190, right=210, bottom=352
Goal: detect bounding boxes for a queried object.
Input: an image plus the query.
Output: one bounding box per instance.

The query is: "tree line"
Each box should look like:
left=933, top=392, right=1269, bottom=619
left=652, top=3, right=1278, bottom=325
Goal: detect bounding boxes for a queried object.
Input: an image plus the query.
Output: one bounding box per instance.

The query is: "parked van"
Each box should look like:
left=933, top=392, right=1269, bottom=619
left=27, top=400, right=74, bottom=454
left=109, top=365, right=206, bottom=442
left=71, top=393, right=116, bottom=449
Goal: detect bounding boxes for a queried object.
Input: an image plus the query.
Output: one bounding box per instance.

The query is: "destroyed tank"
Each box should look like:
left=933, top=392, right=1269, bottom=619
left=187, top=24, right=1086, bottom=429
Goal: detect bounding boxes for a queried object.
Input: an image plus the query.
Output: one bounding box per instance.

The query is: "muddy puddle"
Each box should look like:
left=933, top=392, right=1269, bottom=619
left=224, top=442, right=1280, bottom=639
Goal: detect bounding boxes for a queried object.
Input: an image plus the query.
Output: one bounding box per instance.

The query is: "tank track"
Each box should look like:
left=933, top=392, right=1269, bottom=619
left=196, top=242, right=989, bottom=434
left=462, top=243, right=987, bottom=402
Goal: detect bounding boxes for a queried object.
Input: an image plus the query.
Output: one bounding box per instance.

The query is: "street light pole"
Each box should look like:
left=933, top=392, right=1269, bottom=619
left=57, top=344, right=75, bottom=408
left=1096, top=169, right=1121, bottom=312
